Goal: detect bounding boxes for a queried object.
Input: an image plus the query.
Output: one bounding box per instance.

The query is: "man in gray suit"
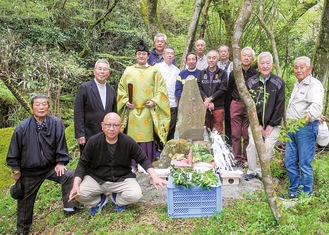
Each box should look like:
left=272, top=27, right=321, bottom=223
left=74, top=59, right=117, bottom=154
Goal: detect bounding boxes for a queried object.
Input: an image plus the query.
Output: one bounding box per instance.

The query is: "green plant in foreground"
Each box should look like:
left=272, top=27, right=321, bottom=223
left=278, top=117, right=306, bottom=142
left=170, top=165, right=218, bottom=190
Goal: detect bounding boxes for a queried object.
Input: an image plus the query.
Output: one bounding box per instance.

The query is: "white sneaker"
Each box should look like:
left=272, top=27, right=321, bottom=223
left=137, top=164, right=147, bottom=173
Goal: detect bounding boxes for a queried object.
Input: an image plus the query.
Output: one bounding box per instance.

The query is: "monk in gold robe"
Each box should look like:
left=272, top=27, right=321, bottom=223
left=117, top=40, right=170, bottom=166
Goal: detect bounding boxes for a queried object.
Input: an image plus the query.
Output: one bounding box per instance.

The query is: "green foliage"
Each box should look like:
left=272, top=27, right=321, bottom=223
left=190, top=144, right=213, bottom=163
left=270, top=154, right=288, bottom=181
left=1, top=154, right=329, bottom=234
left=249, top=86, right=269, bottom=106
left=0, top=128, right=14, bottom=191
left=0, top=80, right=16, bottom=103
left=279, top=117, right=307, bottom=143
left=64, top=124, right=78, bottom=153
left=170, top=165, right=218, bottom=190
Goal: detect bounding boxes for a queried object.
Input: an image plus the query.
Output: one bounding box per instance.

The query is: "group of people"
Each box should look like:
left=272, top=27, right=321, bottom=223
left=6, top=32, right=325, bottom=234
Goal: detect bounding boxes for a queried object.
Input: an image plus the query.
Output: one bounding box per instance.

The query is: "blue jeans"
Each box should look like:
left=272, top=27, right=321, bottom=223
left=285, top=121, right=319, bottom=196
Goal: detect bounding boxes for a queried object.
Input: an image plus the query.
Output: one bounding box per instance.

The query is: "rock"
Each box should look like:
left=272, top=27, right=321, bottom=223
left=153, top=139, right=190, bottom=168
left=176, top=79, right=206, bottom=141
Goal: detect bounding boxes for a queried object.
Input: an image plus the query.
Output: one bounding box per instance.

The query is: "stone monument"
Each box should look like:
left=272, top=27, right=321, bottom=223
left=176, top=78, right=206, bottom=140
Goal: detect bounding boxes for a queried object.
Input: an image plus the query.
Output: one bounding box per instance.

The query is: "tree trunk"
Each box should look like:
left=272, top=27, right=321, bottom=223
left=232, top=0, right=286, bottom=224
left=199, top=0, right=211, bottom=39
left=255, top=0, right=281, bottom=77
left=0, top=73, right=31, bottom=114
left=313, top=0, right=329, bottom=113
left=135, top=0, right=165, bottom=39
left=216, top=0, right=235, bottom=47
left=180, top=0, right=205, bottom=69
left=79, top=0, right=118, bottom=57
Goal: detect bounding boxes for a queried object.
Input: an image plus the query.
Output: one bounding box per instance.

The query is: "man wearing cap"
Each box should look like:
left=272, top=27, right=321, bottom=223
left=6, top=94, right=77, bottom=235
left=283, top=56, right=324, bottom=199
left=117, top=40, right=170, bottom=169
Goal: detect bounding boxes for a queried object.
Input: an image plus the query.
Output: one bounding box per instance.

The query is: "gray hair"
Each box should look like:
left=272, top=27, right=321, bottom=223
left=207, top=50, right=219, bottom=58
left=154, top=33, right=167, bottom=42
left=241, top=46, right=255, bottom=58
left=195, top=39, right=206, bottom=46
left=94, top=59, right=110, bottom=69
left=218, top=45, right=230, bottom=52
left=164, top=45, right=175, bottom=53
left=31, top=94, right=50, bottom=106
left=258, top=52, right=273, bottom=64
left=294, top=56, right=311, bottom=67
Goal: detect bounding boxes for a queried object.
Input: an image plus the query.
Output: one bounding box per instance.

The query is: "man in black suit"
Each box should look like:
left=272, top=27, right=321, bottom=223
left=74, top=59, right=117, bottom=154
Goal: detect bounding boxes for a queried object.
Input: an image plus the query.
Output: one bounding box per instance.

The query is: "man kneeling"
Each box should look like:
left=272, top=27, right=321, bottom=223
left=69, top=112, right=167, bottom=215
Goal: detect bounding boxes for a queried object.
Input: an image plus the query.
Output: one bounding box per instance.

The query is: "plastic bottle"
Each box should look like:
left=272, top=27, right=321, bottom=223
left=174, top=126, right=179, bottom=140
left=187, top=148, right=193, bottom=166
left=203, top=126, right=209, bottom=141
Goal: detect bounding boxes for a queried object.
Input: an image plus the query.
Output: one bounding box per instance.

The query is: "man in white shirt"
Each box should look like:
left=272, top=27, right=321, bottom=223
left=283, top=56, right=324, bottom=199
left=156, top=46, right=180, bottom=141
left=217, top=45, right=233, bottom=147
left=74, top=59, right=117, bottom=154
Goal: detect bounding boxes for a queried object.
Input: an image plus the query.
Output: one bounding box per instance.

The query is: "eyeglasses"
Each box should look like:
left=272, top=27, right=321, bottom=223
left=96, top=67, right=110, bottom=72
left=104, top=123, right=121, bottom=129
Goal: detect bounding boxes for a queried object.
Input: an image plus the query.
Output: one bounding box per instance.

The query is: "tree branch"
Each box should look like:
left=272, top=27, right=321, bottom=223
left=232, top=0, right=286, bottom=224
left=79, top=0, right=119, bottom=57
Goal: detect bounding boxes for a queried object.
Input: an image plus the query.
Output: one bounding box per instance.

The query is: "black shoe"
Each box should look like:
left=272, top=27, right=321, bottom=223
left=278, top=193, right=297, bottom=200
left=244, top=173, right=256, bottom=181
left=233, top=161, right=242, bottom=167
left=63, top=206, right=82, bottom=217
left=241, top=162, right=249, bottom=169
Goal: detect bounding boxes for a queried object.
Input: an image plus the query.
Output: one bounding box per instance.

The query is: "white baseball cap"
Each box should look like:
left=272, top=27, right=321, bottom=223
left=317, top=121, right=329, bottom=147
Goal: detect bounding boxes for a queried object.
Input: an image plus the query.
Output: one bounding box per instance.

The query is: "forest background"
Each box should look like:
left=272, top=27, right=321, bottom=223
left=0, top=0, right=329, bottom=234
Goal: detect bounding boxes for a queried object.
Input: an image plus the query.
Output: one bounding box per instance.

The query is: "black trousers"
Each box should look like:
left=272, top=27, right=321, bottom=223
left=167, top=107, right=178, bottom=141
left=224, top=97, right=232, bottom=145
left=17, top=168, right=75, bottom=234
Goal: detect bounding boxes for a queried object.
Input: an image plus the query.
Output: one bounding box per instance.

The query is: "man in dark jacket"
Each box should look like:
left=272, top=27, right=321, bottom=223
left=6, top=94, right=77, bottom=235
left=197, top=50, right=228, bottom=134
left=74, top=59, right=117, bottom=154
left=147, top=33, right=176, bottom=66
left=69, top=112, right=167, bottom=215
left=228, top=47, right=258, bottom=167
left=244, top=52, right=285, bottom=180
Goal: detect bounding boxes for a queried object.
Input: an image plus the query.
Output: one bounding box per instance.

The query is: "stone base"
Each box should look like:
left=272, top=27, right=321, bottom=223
left=220, top=173, right=242, bottom=185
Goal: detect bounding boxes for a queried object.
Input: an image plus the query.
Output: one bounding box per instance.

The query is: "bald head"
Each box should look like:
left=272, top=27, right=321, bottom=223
left=103, top=112, right=121, bottom=123
left=101, top=112, right=122, bottom=143
left=195, top=39, right=206, bottom=57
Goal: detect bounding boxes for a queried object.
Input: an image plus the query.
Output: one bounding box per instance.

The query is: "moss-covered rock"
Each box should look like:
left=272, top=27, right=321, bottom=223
left=153, top=139, right=189, bottom=168
left=153, top=139, right=212, bottom=168
left=0, top=127, right=14, bottom=191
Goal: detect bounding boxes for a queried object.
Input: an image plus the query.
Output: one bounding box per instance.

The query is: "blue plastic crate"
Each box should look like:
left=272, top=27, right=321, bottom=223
left=166, top=176, right=222, bottom=218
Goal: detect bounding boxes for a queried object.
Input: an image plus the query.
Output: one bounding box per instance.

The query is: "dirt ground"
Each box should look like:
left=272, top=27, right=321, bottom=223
left=136, top=167, right=263, bottom=207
